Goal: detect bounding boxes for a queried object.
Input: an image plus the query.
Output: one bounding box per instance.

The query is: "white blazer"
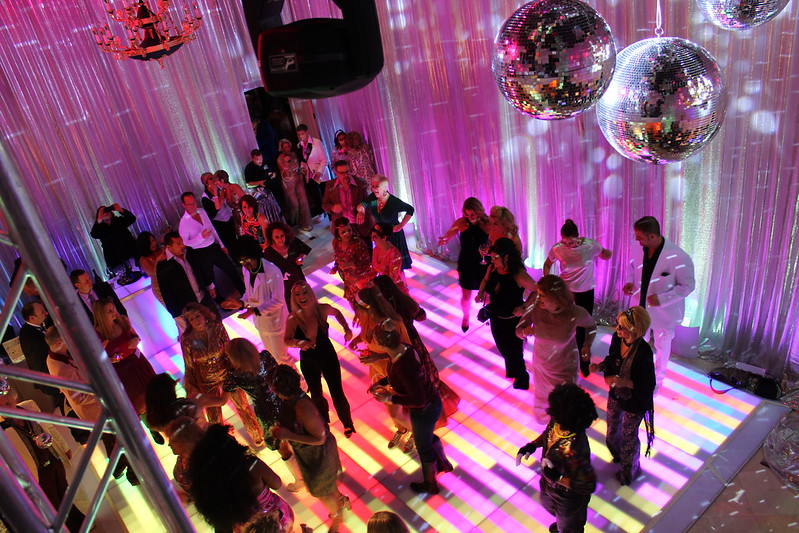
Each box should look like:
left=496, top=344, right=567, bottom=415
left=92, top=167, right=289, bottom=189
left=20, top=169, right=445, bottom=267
left=625, top=238, right=695, bottom=330
left=298, top=136, right=330, bottom=181
left=242, top=260, right=288, bottom=334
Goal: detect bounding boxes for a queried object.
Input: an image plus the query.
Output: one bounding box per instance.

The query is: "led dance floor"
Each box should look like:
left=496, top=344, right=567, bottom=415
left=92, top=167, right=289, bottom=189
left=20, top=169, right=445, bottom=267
left=110, top=251, right=781, bottom=533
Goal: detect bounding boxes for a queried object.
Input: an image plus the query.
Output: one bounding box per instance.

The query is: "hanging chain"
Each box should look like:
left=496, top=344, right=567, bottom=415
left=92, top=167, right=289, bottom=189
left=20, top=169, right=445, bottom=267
left=655, top=0, right=664, bottom=37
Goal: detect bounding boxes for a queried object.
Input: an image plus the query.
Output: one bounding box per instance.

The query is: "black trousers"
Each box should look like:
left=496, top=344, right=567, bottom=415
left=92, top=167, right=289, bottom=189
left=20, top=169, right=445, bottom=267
left=187, top=243, right=245, bottom=296
left=39, top=461, right=85, bottom=532
left=489, top=314, right=526, bottom=379
left=299, top=344, right=353, bottom=429
left=211, top=219, right=237, bottom=251
left=573, top=289, right=594, bottom=351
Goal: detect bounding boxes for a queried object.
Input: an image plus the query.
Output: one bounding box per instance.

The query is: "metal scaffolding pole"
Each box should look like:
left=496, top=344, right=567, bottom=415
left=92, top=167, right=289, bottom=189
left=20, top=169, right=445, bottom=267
left=0, top=140, right=194, bottom=530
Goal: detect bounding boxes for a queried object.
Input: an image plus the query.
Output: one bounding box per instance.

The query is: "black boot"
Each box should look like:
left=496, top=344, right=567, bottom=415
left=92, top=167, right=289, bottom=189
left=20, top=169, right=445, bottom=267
left=410, top=461, right=439, bottom=494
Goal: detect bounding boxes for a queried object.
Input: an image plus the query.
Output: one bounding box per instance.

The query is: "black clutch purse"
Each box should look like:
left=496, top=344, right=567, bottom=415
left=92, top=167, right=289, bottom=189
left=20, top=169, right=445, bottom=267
left=477, top=305, right=490, bottom=323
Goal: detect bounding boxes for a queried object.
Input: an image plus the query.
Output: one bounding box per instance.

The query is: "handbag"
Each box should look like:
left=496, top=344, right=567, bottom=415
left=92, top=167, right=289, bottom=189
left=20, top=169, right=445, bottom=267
left=708, top=367, right=782, bottom=400
left=435, top=379, right=460, bottom=429
left=477, top=305, right=490, bottom=323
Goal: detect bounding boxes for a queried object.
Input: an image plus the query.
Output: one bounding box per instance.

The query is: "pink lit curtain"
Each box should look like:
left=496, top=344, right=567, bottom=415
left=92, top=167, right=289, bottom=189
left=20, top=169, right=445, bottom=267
left=0, top=0, right=261, bottom=281
left=281, top=0, right=799, bottom=376
left=1, top=0, right=798, bottom=376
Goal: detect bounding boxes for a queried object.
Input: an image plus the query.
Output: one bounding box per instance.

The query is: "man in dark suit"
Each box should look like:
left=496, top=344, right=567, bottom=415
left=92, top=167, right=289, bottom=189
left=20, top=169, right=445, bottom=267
left=69, top=269, right=127, bottom=323
left=156, top=232, right=218, bottom=332
left=18, top=302, right=64, bottom=407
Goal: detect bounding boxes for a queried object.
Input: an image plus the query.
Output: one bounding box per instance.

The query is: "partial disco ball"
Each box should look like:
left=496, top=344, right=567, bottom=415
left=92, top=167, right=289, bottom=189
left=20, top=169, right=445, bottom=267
left=492, top=0, right=616, bottom=120
left=596, top=37, right=726, bottom=164
left=696, top=0, right=791, bottom=31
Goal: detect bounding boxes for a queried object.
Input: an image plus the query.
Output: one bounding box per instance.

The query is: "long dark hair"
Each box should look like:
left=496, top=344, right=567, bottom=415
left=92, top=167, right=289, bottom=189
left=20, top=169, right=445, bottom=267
left=490, top=237, right=525, bottom=275
left=188, top=424, right=259, bottom=530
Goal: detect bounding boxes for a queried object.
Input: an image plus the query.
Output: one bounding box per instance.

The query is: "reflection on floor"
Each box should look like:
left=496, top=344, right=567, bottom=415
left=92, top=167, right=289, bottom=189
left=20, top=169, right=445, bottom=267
left=111, top=247, right=789, bottom=533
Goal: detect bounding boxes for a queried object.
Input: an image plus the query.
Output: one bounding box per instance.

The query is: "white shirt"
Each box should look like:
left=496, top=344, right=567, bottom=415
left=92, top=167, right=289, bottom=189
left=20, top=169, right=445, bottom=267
left=547, top=238, right=604, bottom=293
left=76, top=290, right=99, bottom=312
left=179, top=209, right=222, bottom=249
left=166, top=249, right=209, bottom=299
left=298, top=136, right=330, bottom=181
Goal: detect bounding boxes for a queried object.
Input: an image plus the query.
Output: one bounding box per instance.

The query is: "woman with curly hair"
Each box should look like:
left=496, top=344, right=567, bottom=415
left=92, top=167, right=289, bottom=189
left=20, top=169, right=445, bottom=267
left=188, top=424, right=294, bottom=533
left=516, top=275, right=597, bottom=423
left=516, top=383, right=597, bottom=533
left=345, top=131, right=377, bottom=185
left=438, top=197, right=491, bottom=331
left=179, top=303, right=264, bottom=447
left=276, top=138, right=312, bottom=232
left=263, top=221, right=312, bottom=307
left=590, top=306, right=655, bottom=486
left=270, top=365, right=350, bottom=532
left=331, top=217, right=375, bottom=307
left=488, top=205, right=523, bottom=252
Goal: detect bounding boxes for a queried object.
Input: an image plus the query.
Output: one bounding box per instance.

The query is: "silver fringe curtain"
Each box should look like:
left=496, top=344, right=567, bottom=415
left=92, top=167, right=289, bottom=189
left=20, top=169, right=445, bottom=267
left=1, top=0, right=797, bottom=375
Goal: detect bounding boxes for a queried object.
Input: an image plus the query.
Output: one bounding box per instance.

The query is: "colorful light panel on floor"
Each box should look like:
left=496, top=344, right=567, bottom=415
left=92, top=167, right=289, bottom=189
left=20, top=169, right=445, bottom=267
left=114, top=252, right=762, bottom=533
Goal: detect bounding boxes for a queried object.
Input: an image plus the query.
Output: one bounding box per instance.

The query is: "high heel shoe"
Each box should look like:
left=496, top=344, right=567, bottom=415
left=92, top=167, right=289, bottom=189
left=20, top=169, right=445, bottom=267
left=387, top=429, right=407, bottom=449
left=327, top=494, right=351, bottom=532
left=344, top=426, right=356, bottom=439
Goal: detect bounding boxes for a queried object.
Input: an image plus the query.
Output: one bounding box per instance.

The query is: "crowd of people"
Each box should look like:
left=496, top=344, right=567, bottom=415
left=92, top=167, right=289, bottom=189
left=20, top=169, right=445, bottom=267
left=4, top=118, right=697, bottom=532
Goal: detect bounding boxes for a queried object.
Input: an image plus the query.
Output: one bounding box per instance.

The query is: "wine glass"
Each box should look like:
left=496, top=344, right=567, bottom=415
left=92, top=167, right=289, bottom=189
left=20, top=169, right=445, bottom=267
left=479, top=239, right=491, bottom=265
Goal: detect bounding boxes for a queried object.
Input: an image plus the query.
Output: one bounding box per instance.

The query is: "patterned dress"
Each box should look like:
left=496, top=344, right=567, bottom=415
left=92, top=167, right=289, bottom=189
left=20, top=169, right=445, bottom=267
left=223, top=351, right=283, bottom=451
left=240, top=214, right=266, bottom=246
left=372, top=243, right=407, bottom=294
left=180, top=321, right=263, bottom=443
left=333, top=237, right=374, bottom=304
left=347, top=144, right=377, bottom=184
left=279, top=393, right=342, bottom=498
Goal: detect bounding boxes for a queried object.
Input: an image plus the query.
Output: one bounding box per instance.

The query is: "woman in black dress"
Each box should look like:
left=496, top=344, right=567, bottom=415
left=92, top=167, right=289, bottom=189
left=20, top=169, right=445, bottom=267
left=590, top=306, right=656, bottom=486
left=284, top=282, right=355, bottom=438
left=357, top=175, right=414, bottom=270
left=437, top=197, right=490, bottom=332
left=476, top=238, right=537, bottom=390
left=263, top=221, right=311, bottom=307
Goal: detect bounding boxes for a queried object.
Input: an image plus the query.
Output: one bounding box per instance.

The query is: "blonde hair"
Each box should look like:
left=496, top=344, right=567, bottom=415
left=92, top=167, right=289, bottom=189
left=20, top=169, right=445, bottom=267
left=224, top=338, right=260, bottom=370
left=290, top=282, right=325, bottom=332
left=617, top=306, right=651, bottom=340
left=93, top=298, right=131, bottom=342
left=371, top=174, right=390, bottom=187
left=489, top=206, right=519, bottom=238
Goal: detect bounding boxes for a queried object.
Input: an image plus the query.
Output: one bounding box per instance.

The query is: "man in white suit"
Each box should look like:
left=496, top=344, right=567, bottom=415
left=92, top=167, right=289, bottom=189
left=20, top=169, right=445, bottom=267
left=623, top=216, right=695, bottom=392
left=223, top=236, right=291, bottom=366
left=297, top=123, right=330, bottom=221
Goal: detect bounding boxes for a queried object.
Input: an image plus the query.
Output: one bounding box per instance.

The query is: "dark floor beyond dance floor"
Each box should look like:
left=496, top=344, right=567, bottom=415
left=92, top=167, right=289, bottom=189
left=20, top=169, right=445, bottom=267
left=98, top=245, right=787, bottom=532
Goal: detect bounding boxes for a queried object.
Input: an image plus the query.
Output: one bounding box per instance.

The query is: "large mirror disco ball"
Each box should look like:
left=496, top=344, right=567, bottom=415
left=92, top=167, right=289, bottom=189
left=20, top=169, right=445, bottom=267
left=696, top=0, right=791, bottom=31
left=492, top=0, right=616, bottom=120
left=596, top=37, right=726, bottom=165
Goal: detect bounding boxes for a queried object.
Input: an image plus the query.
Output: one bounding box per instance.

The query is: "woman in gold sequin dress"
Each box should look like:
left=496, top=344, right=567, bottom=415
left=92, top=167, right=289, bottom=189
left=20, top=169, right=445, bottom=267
left=179, top=303, right=264, bottom=447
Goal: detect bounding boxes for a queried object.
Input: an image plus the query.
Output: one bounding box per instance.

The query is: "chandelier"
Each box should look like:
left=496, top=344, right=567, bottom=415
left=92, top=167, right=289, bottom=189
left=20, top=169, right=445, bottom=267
left=92, top=0, right=203, bottom=66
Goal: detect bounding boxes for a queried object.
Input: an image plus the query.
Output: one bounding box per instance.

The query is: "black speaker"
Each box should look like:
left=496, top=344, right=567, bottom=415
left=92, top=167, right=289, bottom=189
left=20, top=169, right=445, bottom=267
left=257, top=0, right=384, bottom=99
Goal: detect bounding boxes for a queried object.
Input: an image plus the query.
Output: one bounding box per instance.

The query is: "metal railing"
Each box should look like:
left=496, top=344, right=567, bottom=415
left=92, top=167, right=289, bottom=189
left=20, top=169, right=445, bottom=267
left=0, top=142, right=194, bottom=531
